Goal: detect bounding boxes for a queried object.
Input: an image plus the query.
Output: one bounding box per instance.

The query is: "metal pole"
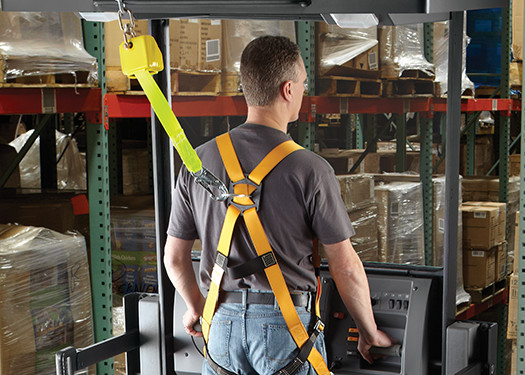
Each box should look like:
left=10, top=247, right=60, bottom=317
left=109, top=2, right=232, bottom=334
left=149, top=19, right=176, bottom=375
left=442, top=11, right=463, bottom=375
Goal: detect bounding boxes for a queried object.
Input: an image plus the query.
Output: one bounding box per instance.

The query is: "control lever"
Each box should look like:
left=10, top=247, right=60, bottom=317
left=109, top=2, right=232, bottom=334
left=369, top=344, right=402, bottom=357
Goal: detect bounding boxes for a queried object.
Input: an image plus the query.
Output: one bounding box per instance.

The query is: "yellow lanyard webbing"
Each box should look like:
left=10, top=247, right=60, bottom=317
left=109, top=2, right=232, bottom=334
left=201, top=133, right=329, bottom=375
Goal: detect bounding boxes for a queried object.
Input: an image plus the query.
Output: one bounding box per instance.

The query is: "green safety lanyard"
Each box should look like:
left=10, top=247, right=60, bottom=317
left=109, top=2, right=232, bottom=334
left=117, top=17, right=230, bottom=200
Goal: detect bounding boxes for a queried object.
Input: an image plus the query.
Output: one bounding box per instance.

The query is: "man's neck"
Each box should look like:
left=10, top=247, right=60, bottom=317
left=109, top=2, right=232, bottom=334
left=245, top=106, right=288, bottom=133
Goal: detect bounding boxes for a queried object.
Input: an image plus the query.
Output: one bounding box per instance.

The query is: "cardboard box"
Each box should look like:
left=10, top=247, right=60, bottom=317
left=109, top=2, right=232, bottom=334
left=495, top=242, right=507, bottom=281
left=461, top=205, right=499, bottom=249
left=463, top=248, right=496, bottom=288
left=177, top=19, right=222, bottom=72
left=507, top=274, right=518, bottom=339
left=509, top=153, right=520, bottom=176
left=512, top=0, right=523, bottom=60
left=337, top=174, right=375, bottom=210
left=460, top=136, right=494, bottom=176
left=318, top=149, right=380, bottom=174
left=513, top=211, right=520, bottom=275
left=462, top=201, right=506, bottom=245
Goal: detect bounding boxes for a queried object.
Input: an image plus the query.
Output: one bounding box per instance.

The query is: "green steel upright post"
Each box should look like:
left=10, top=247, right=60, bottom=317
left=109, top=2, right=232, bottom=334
left=420, top=115, right=434, bottom=265
left=465, top=113, right=477, bottom=176
left=356, top=114, right=365, bottom=149
left=297, top=21, right=316, bottom=150
left=423, top=23, right=434, bottom=63
left=342, top=114, right=354, bottom=149
left=497, top=6, right=511, bottom=375
left=395, top=114, right=407, bottom=172
left=365, top=115, right=378, bottom=152
left=83, top=20, right=114, bottom=375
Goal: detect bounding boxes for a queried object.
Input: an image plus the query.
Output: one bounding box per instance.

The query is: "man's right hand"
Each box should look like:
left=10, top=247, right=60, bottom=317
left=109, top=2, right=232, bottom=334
left=358, top=329, right=394, bottom=364
left=183, top=309, right=203, bottom=337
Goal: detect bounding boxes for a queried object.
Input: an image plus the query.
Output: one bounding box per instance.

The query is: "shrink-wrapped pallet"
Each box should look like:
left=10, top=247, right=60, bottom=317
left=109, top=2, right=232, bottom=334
left=374, top=182, right=424, bottom=265
left=378, top=24, right=434, bottom=78
left=0, top=224, right=94, bottom=374
left=0, top=12, right=97, bottom=83
left=348, top=203, right=379, bottom=262
left=317, top=24, right=378, bottom=76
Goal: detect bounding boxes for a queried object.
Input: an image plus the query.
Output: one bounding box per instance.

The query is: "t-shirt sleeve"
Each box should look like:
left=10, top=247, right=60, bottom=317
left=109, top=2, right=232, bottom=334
left=309, top=167, right=355, bottom=245
left=167, top=167, right=199, bottom=240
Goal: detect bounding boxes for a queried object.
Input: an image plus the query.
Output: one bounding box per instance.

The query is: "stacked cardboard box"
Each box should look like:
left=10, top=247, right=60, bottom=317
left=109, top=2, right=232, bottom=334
left=462, top=177, right=519, bottom=275
left=461, top=201, right=507, bottom=289
left=0, top=225, right=94, bottom=374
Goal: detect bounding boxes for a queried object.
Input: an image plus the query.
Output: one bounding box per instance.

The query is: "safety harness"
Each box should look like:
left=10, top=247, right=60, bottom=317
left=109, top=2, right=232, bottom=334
left=201, top=133, right=330, bottom=375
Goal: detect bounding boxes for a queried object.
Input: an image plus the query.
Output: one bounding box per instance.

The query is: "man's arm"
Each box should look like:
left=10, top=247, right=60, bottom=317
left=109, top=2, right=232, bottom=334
left=323, top=238, right=393, bottom=363
left=164, top=235, right=205, bottom=337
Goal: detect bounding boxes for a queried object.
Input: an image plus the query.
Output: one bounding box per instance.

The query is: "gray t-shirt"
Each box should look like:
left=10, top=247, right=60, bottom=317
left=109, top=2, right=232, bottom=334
left=168, top=123, right=354, bottom=292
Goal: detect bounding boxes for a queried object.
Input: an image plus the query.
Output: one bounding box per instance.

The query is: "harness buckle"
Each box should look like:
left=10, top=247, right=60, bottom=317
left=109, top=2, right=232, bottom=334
left=314, top=319, right=325, bottom=333
left=227, top=177, right=262, bottom=213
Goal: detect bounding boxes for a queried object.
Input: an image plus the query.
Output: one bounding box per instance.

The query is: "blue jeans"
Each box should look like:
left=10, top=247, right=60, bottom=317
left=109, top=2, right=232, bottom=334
left=202, top=291, right=327, bottom=375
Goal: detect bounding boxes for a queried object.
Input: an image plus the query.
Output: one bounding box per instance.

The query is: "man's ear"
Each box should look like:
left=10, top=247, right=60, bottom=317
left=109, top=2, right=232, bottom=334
left=281, top=80, right=293, bottom=102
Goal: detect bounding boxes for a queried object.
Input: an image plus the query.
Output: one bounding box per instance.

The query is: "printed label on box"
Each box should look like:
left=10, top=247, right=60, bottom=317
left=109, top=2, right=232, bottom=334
left=391, top=202, right=399, bottom=215
left=206, top=39, right=220, bottom=62
left=474, top=212, right=487, bottom=219
left=472, top=250, right=485, bottom=257
left=368, top=51, right=378, bottom=70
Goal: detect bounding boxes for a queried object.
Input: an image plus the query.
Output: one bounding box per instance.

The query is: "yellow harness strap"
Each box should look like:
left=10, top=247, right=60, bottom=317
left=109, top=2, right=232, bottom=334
left=202, top=133, right=329, bottom=375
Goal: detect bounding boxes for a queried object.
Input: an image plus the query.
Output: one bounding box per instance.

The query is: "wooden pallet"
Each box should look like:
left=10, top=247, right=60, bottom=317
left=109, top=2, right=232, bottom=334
left=382, top=79, right=436, bottom=97
left=381, top=69, right=435, bottom=80
left=0, top=70, right=95, bottom=89
left=220, top=72, right=243, bottom=96
left=465, top=278, right=507, bottom=304
left=317, top=76, right=382, bottom=97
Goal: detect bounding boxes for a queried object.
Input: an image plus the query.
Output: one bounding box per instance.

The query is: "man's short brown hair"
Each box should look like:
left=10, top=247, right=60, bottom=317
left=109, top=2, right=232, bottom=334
left=240, top=36, right=302, bottom=107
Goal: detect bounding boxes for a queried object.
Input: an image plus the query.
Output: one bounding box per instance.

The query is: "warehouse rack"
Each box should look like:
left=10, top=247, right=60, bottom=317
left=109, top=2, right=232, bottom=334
left=0, top=7, right=522, bottom=375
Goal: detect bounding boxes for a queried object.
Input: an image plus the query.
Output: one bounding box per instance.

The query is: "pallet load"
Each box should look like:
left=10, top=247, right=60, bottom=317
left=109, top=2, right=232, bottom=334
left=378, top=24, right=435, bottom=97
left=374, top=181, right=425, bottom=265
left=316, top=24, right=381, bottom=97
left=433, top=20, right=475, bottom=97
left=0, top=11, right=97, bottom=86
left=221, top=20, right=296, bottom=95
left=433, top=176, right=471, bottom=306
left=0, top=224, right=94, bottom=375
left=337, top=174, right=379, bottom=262
left=461, top=201, right=508, bottom=303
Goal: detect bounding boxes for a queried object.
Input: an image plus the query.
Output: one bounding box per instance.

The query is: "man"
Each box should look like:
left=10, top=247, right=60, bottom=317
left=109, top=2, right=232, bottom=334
left=164, top=35, right=392, bottom=375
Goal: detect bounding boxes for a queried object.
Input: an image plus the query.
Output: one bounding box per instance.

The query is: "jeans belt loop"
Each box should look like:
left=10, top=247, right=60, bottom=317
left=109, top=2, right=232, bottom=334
left=306, top=291, right=312, bottom=313
left=241, top=289, right=247, bottom=309
left=273, top=293, right=280, bottom=310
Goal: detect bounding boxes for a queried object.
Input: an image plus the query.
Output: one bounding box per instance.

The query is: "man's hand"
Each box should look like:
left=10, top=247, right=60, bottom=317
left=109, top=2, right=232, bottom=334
left=358, top=329, right=394, bottom=364
left=183, top=308, right=203, bottom=337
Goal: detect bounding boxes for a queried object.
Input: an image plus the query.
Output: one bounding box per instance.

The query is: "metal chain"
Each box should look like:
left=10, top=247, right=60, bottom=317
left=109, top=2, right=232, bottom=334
left=115, top=0, right=136, bottom=48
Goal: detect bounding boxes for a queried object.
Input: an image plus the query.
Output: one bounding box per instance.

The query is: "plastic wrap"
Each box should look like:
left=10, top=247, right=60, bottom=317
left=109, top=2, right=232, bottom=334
left=433, top=176, right=471, bottom=306
left=378, top=24, right=434, bottom=78
left=111, top=208, right=158, bottom=295
left=9, top=129, right=86, bottom=190
left=317, top=24, right=378, bottom=75
left=374, top=182, right=425, bottom=265
left=348, top=203, right=379, bottom=262
left=222, top=20, right=296, bottom=73
left=0, top=224, right=94, bottom=375
left=113, top=306, right=126, bottom=375
left=0, top=12, right=97, bottom=82
left=433, top=19, right=475, bottom=97
left=336, top=174, right=375, bottom=210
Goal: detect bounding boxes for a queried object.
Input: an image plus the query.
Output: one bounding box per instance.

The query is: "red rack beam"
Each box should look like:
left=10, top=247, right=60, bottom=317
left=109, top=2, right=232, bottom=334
left=0, top=88, right=101, bottom=114
left=104, top=94, right=248, bottom=118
